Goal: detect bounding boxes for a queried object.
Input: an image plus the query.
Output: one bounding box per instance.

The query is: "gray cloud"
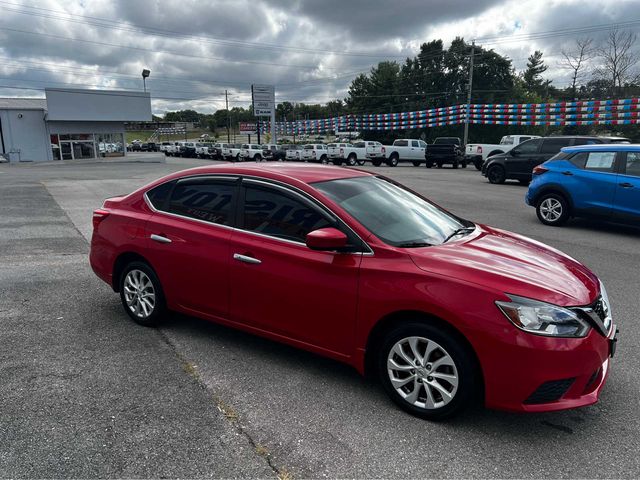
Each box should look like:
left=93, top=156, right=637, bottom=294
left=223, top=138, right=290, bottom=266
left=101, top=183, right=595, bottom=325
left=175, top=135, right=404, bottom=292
left=0, top=0, right=638, bottom=115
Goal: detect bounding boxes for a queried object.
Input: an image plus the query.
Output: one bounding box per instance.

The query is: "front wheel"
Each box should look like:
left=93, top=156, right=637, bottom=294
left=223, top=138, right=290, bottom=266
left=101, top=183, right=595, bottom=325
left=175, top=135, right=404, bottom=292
left=412, top=161, right=421, bottom=167
left=320, top=155, right=328, bottom=164
left=347, top=154, right=357, bottom=167
left=387, top=154, right=399, bottom=167
left=371, top=159, right=382, bottom=167
left=119, top=261, right=167, bottom=327
left=536, top=193, right=570, bottom=226
left=378, top=322, right=477, bottom=420
left=487, top=165, right=506, bottom=184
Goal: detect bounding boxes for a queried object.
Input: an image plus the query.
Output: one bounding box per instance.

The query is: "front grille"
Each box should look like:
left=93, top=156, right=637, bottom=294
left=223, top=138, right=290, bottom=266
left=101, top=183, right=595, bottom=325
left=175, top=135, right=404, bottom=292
left=524, top=378, right=576, bottom=404
left=571, top=296, right=611, bottom=336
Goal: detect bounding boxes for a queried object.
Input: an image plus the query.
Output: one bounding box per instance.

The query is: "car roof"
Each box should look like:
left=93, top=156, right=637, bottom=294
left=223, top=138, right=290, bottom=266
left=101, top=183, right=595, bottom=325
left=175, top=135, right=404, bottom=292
left=562, top=143, right=640, bottom=153
left=158, top=162, right=372, bottom=185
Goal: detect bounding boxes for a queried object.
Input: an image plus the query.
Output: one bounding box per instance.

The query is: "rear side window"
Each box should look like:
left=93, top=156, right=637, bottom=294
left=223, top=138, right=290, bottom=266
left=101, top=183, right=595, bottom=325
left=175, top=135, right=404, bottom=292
left=624, top=152, right=640, bottom=176
left=572, top=138, right=599, bottom=146
left=242, top=185, right=332, bottom=243
left=146, top=181, right=174, bottom=211
left=540, top=138, right=572, bottom=154
left=168, top=180, right=236, bottom=225
left=395, top=140, right=408, bottom=147
left=571, top=152, right=617, bottom=172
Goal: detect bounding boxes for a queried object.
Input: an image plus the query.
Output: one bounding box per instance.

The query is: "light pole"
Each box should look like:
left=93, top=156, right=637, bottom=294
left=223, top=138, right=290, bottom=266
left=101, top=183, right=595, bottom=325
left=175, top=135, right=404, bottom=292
left=142, top=69, right=150, bottom=92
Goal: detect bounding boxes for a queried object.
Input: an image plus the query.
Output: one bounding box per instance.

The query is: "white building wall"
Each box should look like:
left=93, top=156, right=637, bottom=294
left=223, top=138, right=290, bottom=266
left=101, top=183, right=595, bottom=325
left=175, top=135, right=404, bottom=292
left=0, top=108, right=51, bottom=162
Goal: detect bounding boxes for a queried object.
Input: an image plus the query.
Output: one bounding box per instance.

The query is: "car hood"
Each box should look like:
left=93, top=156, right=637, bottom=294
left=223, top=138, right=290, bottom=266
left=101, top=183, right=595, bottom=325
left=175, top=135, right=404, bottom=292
left=409, top=225, right=599, bottom=306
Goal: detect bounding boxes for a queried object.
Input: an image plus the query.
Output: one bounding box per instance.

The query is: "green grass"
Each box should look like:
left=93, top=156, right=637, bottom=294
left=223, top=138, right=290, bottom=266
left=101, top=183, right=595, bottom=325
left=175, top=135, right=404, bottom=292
left=125, top=129, right=216, bottom=144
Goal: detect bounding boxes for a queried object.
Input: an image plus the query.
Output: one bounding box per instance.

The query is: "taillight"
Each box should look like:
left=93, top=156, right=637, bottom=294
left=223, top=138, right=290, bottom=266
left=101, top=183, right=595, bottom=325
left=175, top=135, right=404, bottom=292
left=477, top=146, right=482, bottom=153
left=92, top=209, right=110, bottom=229
left=381, top=147, right=386, bottom=154
left=533, top=166, right=549, bottom=175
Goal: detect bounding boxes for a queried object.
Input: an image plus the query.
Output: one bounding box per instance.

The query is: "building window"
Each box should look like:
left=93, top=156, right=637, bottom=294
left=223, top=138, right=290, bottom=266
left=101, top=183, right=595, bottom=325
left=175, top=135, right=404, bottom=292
left=50, top=134, right=61, bottom=161
left=97, top=133, right=125, bottom=157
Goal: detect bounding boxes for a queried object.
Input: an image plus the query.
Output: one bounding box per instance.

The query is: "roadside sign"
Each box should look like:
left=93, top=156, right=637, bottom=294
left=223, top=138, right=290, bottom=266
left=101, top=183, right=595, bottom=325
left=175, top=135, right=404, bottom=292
left=239, top=122, right=257, bottom=133
left=252, top=84, right=275, bottom=117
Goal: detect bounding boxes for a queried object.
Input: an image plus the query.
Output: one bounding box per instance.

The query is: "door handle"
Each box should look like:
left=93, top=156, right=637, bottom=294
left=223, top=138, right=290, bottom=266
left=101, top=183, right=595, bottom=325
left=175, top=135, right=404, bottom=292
left=150, top=234, right=172, bottom=244
left=619, top=182, right=634, bottom=188
left=562, top=171, right=574, bottom=176
left=233, top=253, right=261, bottom=265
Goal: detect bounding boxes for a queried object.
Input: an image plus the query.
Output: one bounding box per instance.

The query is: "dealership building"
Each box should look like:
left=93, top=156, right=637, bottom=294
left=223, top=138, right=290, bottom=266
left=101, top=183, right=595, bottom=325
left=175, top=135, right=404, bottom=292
left=0, top=88, right=152, bottom=162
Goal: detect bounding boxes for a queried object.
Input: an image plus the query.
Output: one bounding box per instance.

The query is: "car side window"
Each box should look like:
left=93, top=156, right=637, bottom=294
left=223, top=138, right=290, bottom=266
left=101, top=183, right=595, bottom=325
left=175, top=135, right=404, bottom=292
left=411, top=140, right=420, bottom=147
left=242, top=185, right=333, bottom=243
left=584, top=152, right=617, bottom=172
left=395, top=140, right=408, bottom=147
left=146, top=181, right=175, bottom=211
left=540, top=138, right=572, bottom=154
left=168, top=180, right=236, bottom=226
left=624, top=152, right=640, bottom=177
left=512, top=138, right=542, bottom=155
left=419, top=140, right=428, bottom=148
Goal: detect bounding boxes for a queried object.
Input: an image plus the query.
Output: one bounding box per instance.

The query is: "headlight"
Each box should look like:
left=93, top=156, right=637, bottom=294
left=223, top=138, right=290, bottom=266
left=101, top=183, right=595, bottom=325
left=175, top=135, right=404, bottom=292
left=496, top=295, right=590, bottom=338
left=599, top=280, right=612, bottom=325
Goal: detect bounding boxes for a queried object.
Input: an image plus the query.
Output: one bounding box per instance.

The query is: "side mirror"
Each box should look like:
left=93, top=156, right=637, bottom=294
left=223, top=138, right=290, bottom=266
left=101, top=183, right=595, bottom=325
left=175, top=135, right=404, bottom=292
left=306, top=228, right=348, bottom=251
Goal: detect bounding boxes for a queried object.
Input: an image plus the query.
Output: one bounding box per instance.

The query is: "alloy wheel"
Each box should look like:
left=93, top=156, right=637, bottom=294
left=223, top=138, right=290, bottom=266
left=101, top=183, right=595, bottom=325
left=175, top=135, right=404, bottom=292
left=539, top=198, right=563, bottom=222
left=123, top=269, right=156, bottom=319
left=387, top=336, right=459, bottom=410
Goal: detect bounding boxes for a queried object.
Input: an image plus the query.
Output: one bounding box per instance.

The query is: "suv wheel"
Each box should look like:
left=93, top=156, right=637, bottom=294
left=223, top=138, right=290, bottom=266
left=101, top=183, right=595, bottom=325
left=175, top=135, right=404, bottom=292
left=119, top=261, right=167, bottom=327
left=536, top=193, right=570, bottom=226
left=487, top=165, right=506, bottom=184
left=378, top=322, right=477, bottom=420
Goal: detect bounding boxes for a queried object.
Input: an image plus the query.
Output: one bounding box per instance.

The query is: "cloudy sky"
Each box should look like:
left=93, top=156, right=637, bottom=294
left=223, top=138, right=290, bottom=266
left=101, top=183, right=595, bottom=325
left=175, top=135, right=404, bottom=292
left=0, top=0, right=639, bottom=115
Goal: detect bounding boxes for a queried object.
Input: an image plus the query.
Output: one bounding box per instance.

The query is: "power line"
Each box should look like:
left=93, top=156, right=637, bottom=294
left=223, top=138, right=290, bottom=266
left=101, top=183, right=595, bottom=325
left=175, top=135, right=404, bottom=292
left=0, top=1, right=409, bottom=59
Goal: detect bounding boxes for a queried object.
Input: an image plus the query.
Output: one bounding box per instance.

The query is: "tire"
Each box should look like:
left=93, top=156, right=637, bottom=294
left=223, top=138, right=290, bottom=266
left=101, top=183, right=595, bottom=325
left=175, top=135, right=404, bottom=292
left=254, top=154, right=262, bottom=162
left=412, top=161, right=421, bottom=167
left=236, top=154, right=241, bottom=162
left=474, top=159, right=483, bottom=171
left=487, top=165, right=506, bottom=184
left=461, top=160, right=467, bottom=168
left=536, top=193, right=570, bottom=226
left=425, top=160, right=433, bottom=168
left=378, top=321, right=477, bottom=420
left=119, top=261, right=167, bottom=327
left=356, top=158, right=366, bottom=166
left=436, top=162, right=443, bottom=168
left=372, top=159, right=382, bottom=167
left=452, top=160, right=459, bottom=169
left=347, top=154, right=357, bottom=167
left=387, top=154, right=399, bottom=167
left=320, top=155, right=328, bottom=164
left=332, top=158, right=343, bottom=166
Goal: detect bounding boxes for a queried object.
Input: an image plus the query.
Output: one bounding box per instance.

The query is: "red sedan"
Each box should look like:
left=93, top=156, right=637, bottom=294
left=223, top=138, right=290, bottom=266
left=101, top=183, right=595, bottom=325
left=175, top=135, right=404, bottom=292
left=90, top=164, right=617, bottom=419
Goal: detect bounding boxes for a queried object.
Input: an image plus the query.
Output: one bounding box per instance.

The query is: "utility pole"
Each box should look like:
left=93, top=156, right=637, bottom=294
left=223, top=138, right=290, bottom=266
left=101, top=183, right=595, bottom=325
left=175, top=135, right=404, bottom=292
left=463, top=41, right=475, bottom=147
left=225, top=90, right=230, bottom=143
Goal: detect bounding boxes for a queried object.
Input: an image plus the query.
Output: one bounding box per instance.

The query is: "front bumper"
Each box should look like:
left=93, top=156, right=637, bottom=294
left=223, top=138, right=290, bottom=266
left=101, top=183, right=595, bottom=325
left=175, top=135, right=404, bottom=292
left=479, top=323, right=617, bottom=413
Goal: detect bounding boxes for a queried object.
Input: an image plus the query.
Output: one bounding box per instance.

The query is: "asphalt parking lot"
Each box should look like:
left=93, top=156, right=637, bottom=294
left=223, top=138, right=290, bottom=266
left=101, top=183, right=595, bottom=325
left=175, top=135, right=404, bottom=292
left=1, top=154, right=639, bottom=478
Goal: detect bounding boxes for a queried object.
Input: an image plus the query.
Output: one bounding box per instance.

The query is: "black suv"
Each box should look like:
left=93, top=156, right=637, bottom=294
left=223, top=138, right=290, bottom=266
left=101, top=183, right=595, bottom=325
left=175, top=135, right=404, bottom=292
left=482, top=136, right=630, bottom=184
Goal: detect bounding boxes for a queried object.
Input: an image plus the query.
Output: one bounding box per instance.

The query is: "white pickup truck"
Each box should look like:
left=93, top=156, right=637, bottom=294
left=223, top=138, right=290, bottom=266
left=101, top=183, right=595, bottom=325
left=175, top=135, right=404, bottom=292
left=222, top=143, right=242, bottom=161
left=328, top=140, right=382, bottom=166
left=367, top=139, right=428, bottom=167
left=239, top=144, right=264, bottom=161
left=195, top=142, right=214, bottom=159
left=285, top=146, right=303, bottom=161
left=301, top=144, right=329, bottom=163
left=466, top=135, right=540, bottom=170
left=165, top=141, right=184, bottom=156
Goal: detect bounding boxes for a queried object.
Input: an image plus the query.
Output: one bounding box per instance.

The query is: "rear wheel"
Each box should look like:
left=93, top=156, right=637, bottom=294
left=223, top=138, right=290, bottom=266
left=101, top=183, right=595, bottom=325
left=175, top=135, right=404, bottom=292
left=487, top=165, right=506, bottom=184
left=378, top=322, right=477, bottom=420
left=119, top=261, right=167, bottom=327
left=474, top=159, right=483, bottom=170
left=387, top=154, right=399, bottom=167
left=452, top=160, right=459, bottom=169
left=412, top=161, right=421, bottom=167
left=461, top=160, right=467, bottom=168
left=536, top=193, right=570, bottom=226
left=356, top=158, right=366, bottom=166
left=425, top=160, right=434, bottom=168
left=320, top=155, right=328, bottom=164
left=347, top=154, right=357, bottom=166
left=372, top=159, right=382, bottom=167
left=254, top=154, right=262, bottom=162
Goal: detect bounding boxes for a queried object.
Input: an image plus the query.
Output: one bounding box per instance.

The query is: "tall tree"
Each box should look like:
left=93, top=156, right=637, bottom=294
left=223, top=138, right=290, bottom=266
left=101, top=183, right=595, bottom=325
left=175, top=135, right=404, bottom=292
left=523, top=50, right=549, bottom=96
left=560, top=38, right=593, bottom=99
left=594, top=28, right=639, bottom=97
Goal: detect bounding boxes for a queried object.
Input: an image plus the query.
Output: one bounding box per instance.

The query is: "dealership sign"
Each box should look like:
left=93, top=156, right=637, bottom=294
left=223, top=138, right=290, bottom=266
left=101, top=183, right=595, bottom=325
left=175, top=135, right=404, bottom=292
left=252, top=84, right=275, bottom=117
left=239, top=122, right=257, bottom=133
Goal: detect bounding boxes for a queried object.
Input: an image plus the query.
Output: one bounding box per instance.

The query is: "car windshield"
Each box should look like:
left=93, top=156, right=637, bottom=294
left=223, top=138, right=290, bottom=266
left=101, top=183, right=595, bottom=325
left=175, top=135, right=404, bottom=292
left=313, top=176, right=471, bottom=247
left=500, top=136, right=514, bottom=145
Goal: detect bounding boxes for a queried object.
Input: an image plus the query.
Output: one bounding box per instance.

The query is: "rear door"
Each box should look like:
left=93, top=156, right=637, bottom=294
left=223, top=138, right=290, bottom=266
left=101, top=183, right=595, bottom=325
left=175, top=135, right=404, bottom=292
left=566, top=151, right=619, bottom=217
left=613, top=151, right=640, bottom=223
left=144, top=176, right=238, bottom=319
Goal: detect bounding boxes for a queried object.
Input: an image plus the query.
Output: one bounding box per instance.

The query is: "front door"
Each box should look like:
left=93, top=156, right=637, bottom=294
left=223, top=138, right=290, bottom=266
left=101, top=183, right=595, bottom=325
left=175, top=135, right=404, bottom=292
left=143, top=176, right=238, bottom=319
left=507, top=138, right=542, bottom=178
left=228, top=180, right=361, bottom=356
left=567, top=151, right=619, bottom=218
left=613, top=151, right=640, bottom=223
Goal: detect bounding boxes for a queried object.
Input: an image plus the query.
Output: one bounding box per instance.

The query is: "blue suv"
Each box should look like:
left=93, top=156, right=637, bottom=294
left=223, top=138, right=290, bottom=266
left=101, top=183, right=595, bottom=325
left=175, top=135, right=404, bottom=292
left=526, top=144, right=640, bottom=226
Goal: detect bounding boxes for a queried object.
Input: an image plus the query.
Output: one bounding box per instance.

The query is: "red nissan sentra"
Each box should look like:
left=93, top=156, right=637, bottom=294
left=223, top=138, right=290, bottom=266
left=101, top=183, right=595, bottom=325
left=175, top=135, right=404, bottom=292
left=90, top=164, right=617, bottom=419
